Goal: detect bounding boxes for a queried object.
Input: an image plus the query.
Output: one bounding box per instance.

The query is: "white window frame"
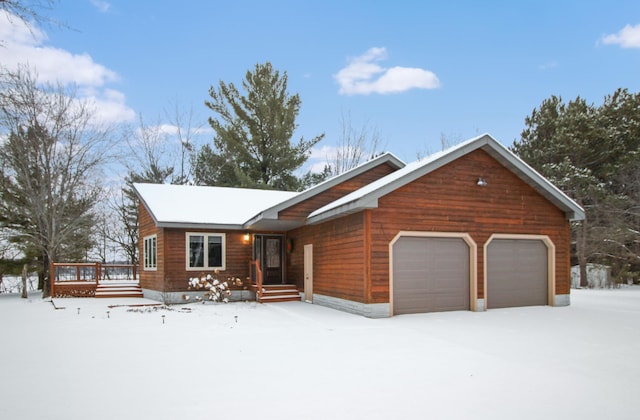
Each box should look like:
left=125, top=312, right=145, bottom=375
left=143, top=235, right=157, bottom=271
left=185, top=232, right=226, bottom=271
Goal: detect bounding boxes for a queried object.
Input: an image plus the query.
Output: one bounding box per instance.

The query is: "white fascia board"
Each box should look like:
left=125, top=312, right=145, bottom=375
left=156, top=222, right=245, bottom=230
left=307, top=197, right=379, bottom=225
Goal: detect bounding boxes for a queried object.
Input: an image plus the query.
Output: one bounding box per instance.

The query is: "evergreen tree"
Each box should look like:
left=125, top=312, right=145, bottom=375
left=512, top=88, right=640, bottom=286
left=196, top=62, right=324, bottom=190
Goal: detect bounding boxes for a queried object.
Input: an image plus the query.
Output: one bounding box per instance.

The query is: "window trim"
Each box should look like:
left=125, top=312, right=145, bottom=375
left=143, top=234, right=157, bottom=271
left=185, top=232, right=226, bottom=271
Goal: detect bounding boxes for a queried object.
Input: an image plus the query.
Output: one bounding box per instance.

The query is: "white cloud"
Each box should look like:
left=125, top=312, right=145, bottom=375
left=0, top=12, right=135, bottom=124
left=87, top=89, right=136, bottom=125
left=334, top=47, right=440, bottom=95
left=91, top=0, right=112, bottom=13
left=301, top=145, right=338, bottom=174
left=538, top=61, right=558, bottom=70
left=309, top=145, right=340, bottom=161
left=600, top=24, right=640, bottom=48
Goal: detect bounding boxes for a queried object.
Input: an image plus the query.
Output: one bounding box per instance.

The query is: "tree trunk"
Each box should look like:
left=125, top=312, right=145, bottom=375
left=577, top=218, right=589, bottom=288
left=21, top=263, right=28, bottom=298
left=41, top=253, right=51, bottom=298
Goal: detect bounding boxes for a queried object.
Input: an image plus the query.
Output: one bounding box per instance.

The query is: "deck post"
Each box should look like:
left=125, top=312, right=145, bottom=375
left=95, top=262, right=101, bottom=286
left=256, top=261, right=263, bottom=302
left=50, top=261, right=55, bottom=298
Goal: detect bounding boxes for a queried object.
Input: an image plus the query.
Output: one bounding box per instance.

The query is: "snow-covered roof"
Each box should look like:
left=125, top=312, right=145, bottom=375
left=133, top=183, right=298, bottom=229
left=307, top=133, right=585, bottom=223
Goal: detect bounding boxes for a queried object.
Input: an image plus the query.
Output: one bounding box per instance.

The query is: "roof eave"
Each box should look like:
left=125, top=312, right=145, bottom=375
left=307, top=198, right=379, bottom=225
left=156, top=222, right=246, bottom=230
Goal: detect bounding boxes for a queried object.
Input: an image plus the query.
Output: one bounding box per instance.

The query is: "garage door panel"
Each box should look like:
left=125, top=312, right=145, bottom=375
left=487, top=239, right=548, bottom=309
left=393, top=237, right=470, bottom=314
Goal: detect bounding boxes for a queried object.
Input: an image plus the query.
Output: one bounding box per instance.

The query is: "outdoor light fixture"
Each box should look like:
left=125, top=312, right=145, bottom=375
left=243, top=233, right=250, bottom=241
left=477, top=177, right=487, bottom=187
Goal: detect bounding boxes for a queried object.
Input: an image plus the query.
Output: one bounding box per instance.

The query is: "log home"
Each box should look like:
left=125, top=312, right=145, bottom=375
left=134, top=134, right=584, bottom=317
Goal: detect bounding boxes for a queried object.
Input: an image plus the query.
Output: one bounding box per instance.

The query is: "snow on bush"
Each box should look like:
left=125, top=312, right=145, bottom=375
left=185, top=272, right=243, bottom=303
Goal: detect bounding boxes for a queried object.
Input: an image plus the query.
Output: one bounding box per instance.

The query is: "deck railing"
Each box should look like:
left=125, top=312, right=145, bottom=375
left=50, top=262, right=137, bottom=297
left=249, top=259, right=263, bottom=301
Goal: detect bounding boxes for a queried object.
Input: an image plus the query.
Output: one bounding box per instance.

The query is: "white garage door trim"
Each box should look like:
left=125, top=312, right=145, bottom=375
left=483, top=234, right=556, bottom=308
left=389, top=231, right=478, bottom=316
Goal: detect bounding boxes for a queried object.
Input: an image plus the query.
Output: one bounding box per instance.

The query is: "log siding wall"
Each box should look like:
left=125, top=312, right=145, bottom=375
left=279, top=163, right=397, bottom=220
left=288, top=149, right=571, bottom=305
left=160, top=229, right=253, bottom=292
left=138, top=202, right=164, bottom=291
left=138, top=203, right=258, bottom=293
left=369, top=149, right=570, bottom=303
left=288, top=213, right=366, bottom=302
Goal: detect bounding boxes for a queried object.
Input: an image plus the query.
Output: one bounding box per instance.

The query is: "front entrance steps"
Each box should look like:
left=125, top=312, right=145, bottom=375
left=95, top=282, right=144, bottom=298
left=257, top=284, right=301, bottom=303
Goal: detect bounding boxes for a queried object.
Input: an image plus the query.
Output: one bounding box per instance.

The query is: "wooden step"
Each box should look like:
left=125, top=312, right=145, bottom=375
left=95, top=283, right=143, bottom=298
left=258, top=284, right=301, bottom=303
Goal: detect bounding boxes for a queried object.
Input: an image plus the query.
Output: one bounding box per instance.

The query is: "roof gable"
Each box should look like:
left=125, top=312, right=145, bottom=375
left=307, top=134, right=585, bottom=224
left=244, top=152, right=405, bottom=230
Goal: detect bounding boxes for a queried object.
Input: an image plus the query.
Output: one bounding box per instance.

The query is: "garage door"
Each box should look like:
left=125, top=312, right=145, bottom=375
left=486, top=239, right=548, bottom=309
left=393, top=237, right=470, bottom=315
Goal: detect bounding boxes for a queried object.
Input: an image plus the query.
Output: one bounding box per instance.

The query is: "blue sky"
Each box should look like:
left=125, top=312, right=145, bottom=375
left=2, top=0, right=640, bottom=171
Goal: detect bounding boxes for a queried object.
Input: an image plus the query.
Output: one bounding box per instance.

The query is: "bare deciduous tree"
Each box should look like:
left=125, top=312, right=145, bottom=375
left=0, top=66, right=110, bottom=296
left=331, top=112, right=384, bottom=175
left=0, top=0, right=62, bottom=46
left=164, top=100, right=204, bottom=185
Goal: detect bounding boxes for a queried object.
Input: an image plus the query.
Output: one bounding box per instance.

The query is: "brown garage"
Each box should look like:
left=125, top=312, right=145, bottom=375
left=392, top=236, right=470, bottom=315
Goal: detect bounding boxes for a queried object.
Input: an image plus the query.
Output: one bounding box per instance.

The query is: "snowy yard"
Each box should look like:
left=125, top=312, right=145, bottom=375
left=1, top=288, right=639, bottom=420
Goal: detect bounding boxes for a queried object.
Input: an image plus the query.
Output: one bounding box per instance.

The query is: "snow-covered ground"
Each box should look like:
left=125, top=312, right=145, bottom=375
left=1, top=287, right=639, bottom=420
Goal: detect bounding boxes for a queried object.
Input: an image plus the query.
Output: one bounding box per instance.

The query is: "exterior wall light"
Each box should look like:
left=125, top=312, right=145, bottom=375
left=477, top=177, right=487, bottom=187
left=243, top=233, right=250, bottom=242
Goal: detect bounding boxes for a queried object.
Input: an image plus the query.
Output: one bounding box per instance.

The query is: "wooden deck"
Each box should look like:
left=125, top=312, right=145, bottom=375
left=50, top=262, right=141, bottom=298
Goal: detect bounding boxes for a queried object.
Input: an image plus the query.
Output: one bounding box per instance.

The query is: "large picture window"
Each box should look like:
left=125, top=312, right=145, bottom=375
left=143, top=235, right=157, bottom=271
left=186, top=233, right=225, bottom=270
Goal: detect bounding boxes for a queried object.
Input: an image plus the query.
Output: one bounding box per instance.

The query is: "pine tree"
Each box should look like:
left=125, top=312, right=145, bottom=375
left=196, top=62, right=324, bottom=190
left=512, top=89, right=640, bottom=286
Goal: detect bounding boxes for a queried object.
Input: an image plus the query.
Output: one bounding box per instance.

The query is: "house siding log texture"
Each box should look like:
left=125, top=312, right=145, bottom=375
left=289, top=149, right=570, bottom=305
left=138, top=203, right=258, bottom=293
left=288, top=212, right=366, bottom=301
left=160, top=229, right=252, bottom=292
left=279, top=163, right=397, bottom=221
left=138, top=202, right=164, bottom=291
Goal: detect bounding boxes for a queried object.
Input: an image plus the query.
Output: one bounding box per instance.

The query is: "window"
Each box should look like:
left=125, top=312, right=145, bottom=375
left=143, top=235, right=157, bottom=271
left=186, top=233, right=225, bottom=270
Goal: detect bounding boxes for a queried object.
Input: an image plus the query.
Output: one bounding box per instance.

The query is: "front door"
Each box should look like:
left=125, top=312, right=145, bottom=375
left=254, top=235, right=284, bottom=284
